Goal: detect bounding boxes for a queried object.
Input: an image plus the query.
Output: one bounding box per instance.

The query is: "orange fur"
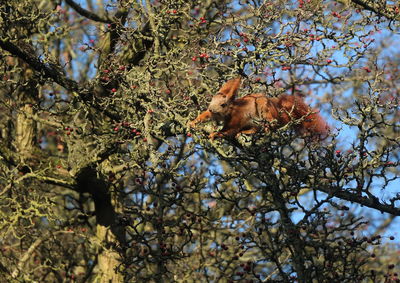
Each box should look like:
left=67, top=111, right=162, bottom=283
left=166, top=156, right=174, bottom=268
left=189, top=77, right=329, bottom=140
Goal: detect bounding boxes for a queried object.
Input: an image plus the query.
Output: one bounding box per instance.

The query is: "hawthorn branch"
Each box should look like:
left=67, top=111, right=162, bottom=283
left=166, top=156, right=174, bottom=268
left=11, top=236, right=44, bottom=278
left=0, top=39, right=124, bottom=121
left=1, top=173, right=76, bottom=197
left=350, top=0, right=400, bottom=21
left=269, top=184, right=308, bottom=282
left=97, top=1, right=129, bottom=69
left=11, top=231, right=74, bottom=279
left=351, top=0, right=383, bottom=15
left=0, top=39, right=82, bottom=94
left=319, top=185, right=400, bottom=216
left=65, top=0, right=111, bottom=23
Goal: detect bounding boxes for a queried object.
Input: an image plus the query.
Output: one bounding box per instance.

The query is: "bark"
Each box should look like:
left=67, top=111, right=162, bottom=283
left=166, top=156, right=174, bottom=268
left=76, top=166, right=125, bottom=283
left=96, top=226, right=124, bottom=283
left=16, top=103, right=36, bottom=160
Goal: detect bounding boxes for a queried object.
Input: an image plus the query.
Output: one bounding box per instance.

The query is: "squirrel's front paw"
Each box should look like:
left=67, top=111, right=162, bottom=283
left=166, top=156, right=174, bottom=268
left=209, top=132, right=222, bottom=140
left=188, top=120, right=197, bottom=128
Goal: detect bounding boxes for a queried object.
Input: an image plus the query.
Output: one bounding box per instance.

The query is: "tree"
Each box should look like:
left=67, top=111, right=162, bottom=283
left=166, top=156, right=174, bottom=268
left=0, top=0, right=399, bottom=282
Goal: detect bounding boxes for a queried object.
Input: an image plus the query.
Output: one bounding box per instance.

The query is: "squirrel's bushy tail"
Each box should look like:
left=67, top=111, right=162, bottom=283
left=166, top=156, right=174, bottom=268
left=290, top=96, right=330, bottom=139
left=301, top=112, right=330, bottom=138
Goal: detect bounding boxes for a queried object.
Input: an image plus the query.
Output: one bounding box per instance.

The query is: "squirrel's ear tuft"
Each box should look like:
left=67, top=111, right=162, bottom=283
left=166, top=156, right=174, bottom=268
left=217, top=77, right=241, bottom=100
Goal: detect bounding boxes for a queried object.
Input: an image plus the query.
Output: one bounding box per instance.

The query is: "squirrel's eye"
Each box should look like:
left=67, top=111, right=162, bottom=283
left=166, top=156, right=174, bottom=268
left=221, top=103, right=227, bottom=107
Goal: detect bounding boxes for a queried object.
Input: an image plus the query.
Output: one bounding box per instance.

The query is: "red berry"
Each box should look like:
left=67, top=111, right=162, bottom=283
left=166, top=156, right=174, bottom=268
left=363, top=67, right=371, bottom=73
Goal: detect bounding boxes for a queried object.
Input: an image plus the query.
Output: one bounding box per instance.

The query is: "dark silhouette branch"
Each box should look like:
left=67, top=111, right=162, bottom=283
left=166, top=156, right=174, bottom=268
left=0, top=39, right=125, bottom=121
left=65, top=0, right=111, bottom=23
left=0, top=39, right=81, bottom=93
left=319, top=185, right=400, bottom=216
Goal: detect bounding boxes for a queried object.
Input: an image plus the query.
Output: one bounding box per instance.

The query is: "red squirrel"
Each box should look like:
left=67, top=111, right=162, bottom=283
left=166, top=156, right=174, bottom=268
left=189, top=77, right=329, bottom=140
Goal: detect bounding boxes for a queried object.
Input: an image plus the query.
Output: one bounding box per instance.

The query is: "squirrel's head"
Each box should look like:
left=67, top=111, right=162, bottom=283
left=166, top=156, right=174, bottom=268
left=208, top=92, right=231, bottom=116
left=208, top=77, right=241, bottom=116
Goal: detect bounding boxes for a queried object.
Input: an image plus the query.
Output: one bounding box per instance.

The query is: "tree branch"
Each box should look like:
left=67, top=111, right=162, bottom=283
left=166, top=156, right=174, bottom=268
left=11, top=231, right=74, bottom=279
left=0, top=172, right=76, bottom=197
left=0, top=39, right=82, bottom=94
left=351, top=0, right=382, bottom=15
left=319, top=185, right=400, bottom=216
left=65, top=0, right=111, bottom=23
left=350, top=0, right=400, bottom=21
left=0, top=39, right=123, bottom=120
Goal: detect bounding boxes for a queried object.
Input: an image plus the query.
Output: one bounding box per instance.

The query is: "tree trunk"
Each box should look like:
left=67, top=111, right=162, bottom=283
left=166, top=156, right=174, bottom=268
left=76, top=166, right=124, bottom=282
left=16, top=103, right=35, bottom=160
left=96, top=225, right=123, bottom=283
